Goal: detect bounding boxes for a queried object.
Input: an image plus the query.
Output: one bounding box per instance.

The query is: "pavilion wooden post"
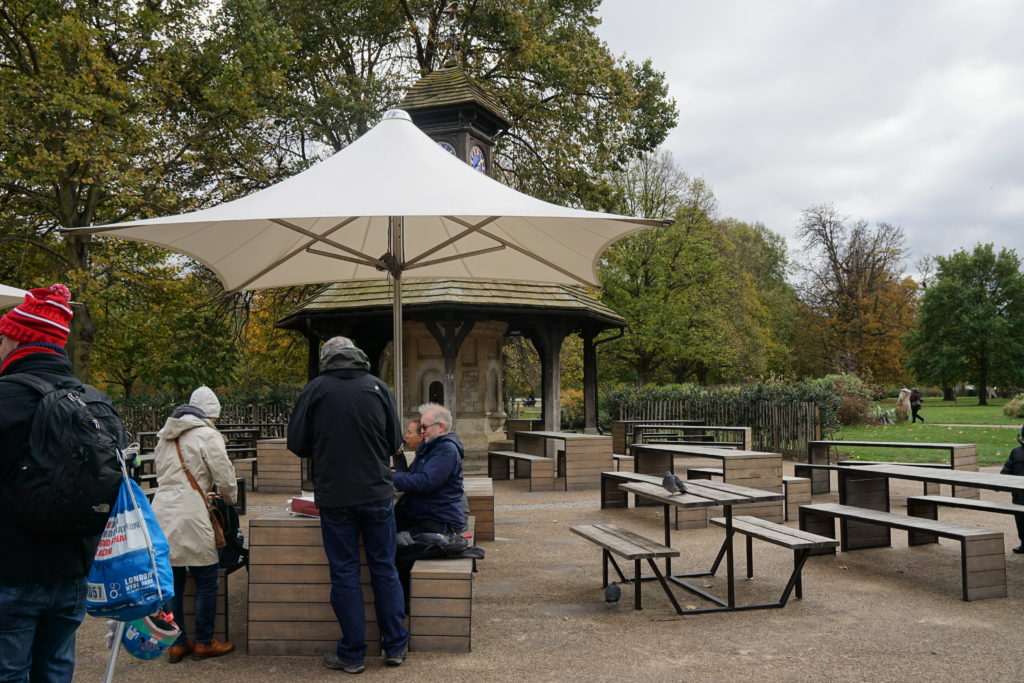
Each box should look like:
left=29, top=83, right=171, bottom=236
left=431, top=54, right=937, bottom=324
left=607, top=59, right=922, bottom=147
left=582, top=331, right=598, bottom=434
left=529, top=326, right=567, bottom=434
left=425, top=320, right=475, bottom=424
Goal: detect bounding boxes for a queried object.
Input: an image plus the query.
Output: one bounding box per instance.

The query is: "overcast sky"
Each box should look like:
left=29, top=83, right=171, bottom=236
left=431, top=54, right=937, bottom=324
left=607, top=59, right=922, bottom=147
left=595, top=0, right=1024, bottom=268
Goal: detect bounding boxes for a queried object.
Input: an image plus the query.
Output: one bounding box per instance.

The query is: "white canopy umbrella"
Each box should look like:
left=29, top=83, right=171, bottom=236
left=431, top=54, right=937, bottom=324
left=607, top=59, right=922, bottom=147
left=71, top=109, right=668, bottom=413
left=0, top=284, right=27, bottom=309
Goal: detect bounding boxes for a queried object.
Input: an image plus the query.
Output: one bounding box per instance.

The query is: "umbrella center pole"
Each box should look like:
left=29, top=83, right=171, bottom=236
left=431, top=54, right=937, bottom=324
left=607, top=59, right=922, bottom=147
left=389, top=216, right=405, bottom=421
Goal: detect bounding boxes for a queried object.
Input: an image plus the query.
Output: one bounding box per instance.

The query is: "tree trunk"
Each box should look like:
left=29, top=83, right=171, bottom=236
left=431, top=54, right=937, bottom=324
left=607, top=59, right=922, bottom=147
left=66, top=303, right=95, bottom=383
left=942, top=386, right=955, bottom=401
left=978, top=382, right=989, bottom=406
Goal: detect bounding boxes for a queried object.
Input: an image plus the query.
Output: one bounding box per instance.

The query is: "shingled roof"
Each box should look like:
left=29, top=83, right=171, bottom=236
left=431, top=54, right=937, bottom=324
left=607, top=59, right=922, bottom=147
left=399, top=65, right=510, bottom=126
left=276, top=278, right=624, bottom=330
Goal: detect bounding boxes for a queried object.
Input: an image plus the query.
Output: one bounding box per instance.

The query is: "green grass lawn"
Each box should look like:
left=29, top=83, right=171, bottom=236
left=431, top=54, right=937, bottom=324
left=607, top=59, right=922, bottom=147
left=835, top=421, right=1018, bottom=466
left=876, top=396, right=1020, bottom=425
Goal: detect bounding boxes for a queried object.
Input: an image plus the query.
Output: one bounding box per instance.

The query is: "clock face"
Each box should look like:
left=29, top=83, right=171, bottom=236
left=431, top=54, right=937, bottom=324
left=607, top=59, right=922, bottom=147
left=469, top=145, right=486, bottom=173
left=438, top=141, right=456, bottom=155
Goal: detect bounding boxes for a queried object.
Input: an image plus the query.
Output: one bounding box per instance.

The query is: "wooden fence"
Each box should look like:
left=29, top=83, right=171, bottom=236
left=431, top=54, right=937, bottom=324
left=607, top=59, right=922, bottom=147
left=617, top=400, right=820, bottom=458
left=116, top=402, right=292, bottom=438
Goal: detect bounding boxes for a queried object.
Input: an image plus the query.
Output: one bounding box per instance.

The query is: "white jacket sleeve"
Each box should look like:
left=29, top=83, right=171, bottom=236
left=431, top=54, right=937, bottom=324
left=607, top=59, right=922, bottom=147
left=200, top=427, right=238, bottom=505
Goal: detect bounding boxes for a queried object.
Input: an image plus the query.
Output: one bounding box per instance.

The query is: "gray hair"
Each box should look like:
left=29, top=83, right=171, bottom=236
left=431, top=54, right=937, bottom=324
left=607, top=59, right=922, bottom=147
left=418, top=402, right=452, bottom=431
left=320, top=336, right=355, bottom=360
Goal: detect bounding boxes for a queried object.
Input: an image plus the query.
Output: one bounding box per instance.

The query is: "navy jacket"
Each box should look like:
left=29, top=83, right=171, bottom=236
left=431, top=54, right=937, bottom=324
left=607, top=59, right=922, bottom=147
left=287, top=348, right=402, bottom=508
left=393, top=432, right=466, bottom=530
left=0, top=352, right=105, bottom=584
left=1000, top=445, right=1024, bottom=505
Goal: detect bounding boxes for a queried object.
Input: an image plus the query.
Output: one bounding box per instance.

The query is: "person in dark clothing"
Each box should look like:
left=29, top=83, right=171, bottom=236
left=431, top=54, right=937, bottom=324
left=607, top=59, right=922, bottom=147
left=0, top=284, right=116, bottom=681
left=287, top=336, right=408, bottom=673
left=999, top=426, right=1024, bottom=553
left=393, top=403, right=466, bottom=534
left=909, top=388, right=924, bottom=422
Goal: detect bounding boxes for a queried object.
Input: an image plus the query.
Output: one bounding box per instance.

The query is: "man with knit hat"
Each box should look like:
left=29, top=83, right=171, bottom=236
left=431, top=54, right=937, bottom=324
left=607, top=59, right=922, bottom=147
left=999, top=426, right=1024, bottom=553
left=0, top=284, right=122, bottom=681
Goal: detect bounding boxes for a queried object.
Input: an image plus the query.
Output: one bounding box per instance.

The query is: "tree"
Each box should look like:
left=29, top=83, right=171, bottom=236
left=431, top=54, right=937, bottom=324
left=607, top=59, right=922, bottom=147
left=0, top=0, right=294, bottom=380
left=795, top=203, right=916, bottom=384
left=264, top=0, right=677, bottom=208
left=905, top=244, right=1024, bottom=405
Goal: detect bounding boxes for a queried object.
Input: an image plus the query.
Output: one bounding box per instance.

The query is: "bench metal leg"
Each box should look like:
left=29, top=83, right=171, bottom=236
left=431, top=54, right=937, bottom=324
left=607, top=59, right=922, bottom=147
left=603, top=550, right=629, bottom=586
left=645, top=558, right=684, bottom=615
left=634, top=559, right=642, bottom=609
left=746, top=535, right=753, bottom=579
left=777, top=549, right=810, bottom=605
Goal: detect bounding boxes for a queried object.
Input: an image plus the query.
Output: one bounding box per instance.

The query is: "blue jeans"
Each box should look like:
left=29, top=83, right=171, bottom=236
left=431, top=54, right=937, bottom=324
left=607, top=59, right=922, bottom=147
left=0, top=577, right=87, bottom=682
left=320, top=498, right=409, bottom=663
left=169, top=563, right=220, bottom=645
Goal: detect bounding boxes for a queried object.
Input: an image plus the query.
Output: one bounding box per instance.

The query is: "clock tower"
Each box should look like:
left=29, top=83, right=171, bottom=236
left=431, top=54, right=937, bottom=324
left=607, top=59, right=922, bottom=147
left=398, top=63, right=510, bottom=177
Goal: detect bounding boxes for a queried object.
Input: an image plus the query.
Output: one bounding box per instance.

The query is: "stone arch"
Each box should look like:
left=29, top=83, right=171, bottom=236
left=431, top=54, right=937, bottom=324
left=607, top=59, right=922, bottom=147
left=419, top=366, right=443, bottom=405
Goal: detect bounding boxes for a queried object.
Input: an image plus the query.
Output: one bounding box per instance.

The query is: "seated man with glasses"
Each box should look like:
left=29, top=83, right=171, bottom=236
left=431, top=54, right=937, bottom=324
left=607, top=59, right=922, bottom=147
left=392, top=403, right=466, bottom=535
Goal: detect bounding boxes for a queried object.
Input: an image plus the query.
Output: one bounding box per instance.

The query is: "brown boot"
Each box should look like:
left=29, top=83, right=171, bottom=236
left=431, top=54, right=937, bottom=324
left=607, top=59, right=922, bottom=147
left=192, top=639, right=235, bottom=660
left=167, top=641, right=194, bottom=663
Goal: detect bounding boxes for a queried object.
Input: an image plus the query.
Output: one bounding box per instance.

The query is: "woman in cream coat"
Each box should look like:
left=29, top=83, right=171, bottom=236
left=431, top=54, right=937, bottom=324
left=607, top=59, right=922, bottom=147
left=152, top=386, right=237, bottom=662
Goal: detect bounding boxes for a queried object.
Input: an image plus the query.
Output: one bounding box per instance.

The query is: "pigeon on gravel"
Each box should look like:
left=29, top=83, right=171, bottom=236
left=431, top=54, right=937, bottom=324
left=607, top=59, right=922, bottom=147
left=605, top=581, right=621, bottom=608
left=662, top=471, right=686, bottom=495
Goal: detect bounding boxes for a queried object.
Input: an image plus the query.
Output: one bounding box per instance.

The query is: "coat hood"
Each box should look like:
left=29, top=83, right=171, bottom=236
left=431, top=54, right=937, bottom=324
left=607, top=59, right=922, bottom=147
left=319, top=346, right=371, bottom=373
left=425, top=432, right=465, bottom=459
left=157, top=414, right=216, bottom=441
left=189, top=385, right=221, bottom=418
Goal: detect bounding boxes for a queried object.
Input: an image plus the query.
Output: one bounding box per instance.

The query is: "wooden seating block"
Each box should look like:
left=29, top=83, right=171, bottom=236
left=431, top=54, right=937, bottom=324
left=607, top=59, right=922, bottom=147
left=256, top=438, right=301, bottom=493
left=410, top=558, right=474, bottom=652
left=487, top=451, right=553, bottom=491
left=181, top=568, right=229, bottom=642
left=783, top=476, right=811, bottom=521
left=464, top=477, right=494, bottom=541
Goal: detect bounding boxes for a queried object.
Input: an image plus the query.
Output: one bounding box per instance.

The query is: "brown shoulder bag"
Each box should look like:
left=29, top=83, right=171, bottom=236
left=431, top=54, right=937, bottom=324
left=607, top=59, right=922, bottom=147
left=174, top=439, right=226, bottom=548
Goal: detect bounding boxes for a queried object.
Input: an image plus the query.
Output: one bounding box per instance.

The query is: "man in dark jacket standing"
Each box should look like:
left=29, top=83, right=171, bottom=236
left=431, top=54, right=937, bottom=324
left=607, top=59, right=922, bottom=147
left=999, top=426, right=1024, bottom=553
left=393, top=403, right=466, bottom=534
left=0, top=284, right=105, bottom=681
left=287, top=336, right=408, bottom=673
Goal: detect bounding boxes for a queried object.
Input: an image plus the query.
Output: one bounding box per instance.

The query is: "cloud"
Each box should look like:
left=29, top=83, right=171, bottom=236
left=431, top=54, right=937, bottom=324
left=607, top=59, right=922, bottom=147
left=596, top=0, right=1024, bottom=266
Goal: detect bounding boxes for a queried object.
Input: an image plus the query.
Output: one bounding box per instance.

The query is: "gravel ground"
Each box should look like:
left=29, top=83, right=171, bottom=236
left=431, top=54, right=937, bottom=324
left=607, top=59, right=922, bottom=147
left=72, top=463, right=1024, bottom=682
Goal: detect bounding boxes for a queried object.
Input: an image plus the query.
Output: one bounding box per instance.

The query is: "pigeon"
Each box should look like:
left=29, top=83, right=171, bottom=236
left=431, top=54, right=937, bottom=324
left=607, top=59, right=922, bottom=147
left=605, top=581, right=621, bottom=608
left=661, top=471, right=686, bottom=495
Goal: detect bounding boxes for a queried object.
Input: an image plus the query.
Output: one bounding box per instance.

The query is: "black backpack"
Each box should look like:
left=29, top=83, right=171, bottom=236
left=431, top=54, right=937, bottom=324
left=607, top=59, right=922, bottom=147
left=0, top=373, right=126, bottom=536
left=212, top=496, right=248, bottom=573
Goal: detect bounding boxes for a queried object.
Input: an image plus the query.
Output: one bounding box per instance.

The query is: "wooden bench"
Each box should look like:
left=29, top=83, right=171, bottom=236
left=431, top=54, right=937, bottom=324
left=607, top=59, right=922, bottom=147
left=708, top=516, right=838, bottom=605
left=486, top=450, right=554, bottom=491
left=599, top=471, right=662, bottom=508
left=410, top=558, right=474, bottom=653
left=907, top=495, right=1024, bottom=521
left=570, top=522, right=681, bottom=611
left=612, top=453, right=634, bottom=471
left=798, top=503, right=1006, bottom=601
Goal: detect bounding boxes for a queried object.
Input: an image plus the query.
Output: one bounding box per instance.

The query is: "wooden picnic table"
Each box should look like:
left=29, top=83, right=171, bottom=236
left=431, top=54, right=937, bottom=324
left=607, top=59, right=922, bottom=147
left=839, top=463, right=1024, bottom=506
left=807, top=440, right=978, bottom=497
left=632, top=424, right=752, bottom=451
left=513, top=430, right=612, bottom=491
left=619, top=479, right=784, bottom=613
left=610, top=419, right=703, bottom=455
left=627, top=443, right=784, bottom=525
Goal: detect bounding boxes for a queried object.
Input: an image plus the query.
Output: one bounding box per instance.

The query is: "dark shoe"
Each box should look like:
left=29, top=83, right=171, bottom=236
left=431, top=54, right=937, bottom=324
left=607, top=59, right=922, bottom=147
left=323, top=652, right=365, bottom=674
left=384, top=647, right=407, bottom=667
left=167, top=641, right=194, bottom=663
left=192, top=639, right=234, bottom=660
left=1013, top=545, right=1024, bottom=554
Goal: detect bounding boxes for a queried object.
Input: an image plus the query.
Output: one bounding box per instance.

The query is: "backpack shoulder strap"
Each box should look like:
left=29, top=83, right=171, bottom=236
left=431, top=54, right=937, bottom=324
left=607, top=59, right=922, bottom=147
left=0, top=372, right=57, bottom=395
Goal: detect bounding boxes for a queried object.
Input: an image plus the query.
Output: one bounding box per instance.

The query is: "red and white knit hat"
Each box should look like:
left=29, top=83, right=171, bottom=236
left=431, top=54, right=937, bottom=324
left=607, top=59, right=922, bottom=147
left=0, top=284, right=74, bottom=346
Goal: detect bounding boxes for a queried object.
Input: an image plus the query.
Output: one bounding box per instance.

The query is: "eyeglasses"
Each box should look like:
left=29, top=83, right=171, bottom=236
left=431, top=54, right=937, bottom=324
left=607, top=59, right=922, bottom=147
left=419, top=421, right=441, bottom=432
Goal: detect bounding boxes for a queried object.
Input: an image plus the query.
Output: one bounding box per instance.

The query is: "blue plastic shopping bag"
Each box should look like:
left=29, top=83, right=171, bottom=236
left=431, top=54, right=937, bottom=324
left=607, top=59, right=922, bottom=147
left=86, top=473, right=173, bottom=620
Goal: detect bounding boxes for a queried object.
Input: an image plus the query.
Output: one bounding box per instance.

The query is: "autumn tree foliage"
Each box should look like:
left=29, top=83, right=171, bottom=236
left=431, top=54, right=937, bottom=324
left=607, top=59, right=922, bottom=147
left=793, top=203, right=917, bottom=385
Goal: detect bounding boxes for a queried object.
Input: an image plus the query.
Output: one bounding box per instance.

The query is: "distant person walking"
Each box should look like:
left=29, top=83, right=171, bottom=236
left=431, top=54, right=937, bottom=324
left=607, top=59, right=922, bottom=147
left=909, top=388, right=924, bottom=422
left=896, top=387, right=911, bottom=422
left=999, top=426, right=1024, bottom=554
left=287, top=336, right=408, bottom=673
